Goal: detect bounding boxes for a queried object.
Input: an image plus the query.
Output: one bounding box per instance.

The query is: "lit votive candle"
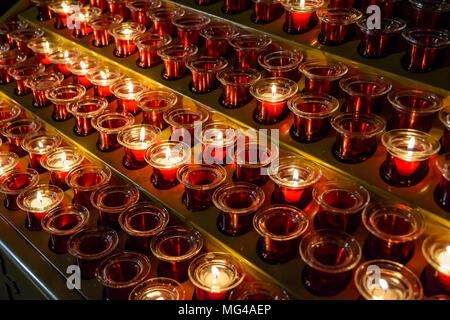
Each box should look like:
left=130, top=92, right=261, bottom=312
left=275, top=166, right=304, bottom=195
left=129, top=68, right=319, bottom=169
left=317, top=8, right=362, bottom=45
left=87, top=68, right=124, bottom=101
left=40, top=147, right=85, bottom=190
left=9, top=27, right=44, bottom=57
left=48, top=0, right=82, bottom=29
left=157, top=44, right=198, bottom=80
left=0, top=168, right=40, bottom=211
left=129, top=278, right=185, bottom=300
left=147, top=7, right=185, bottom=37
left=92, top=112, right=135, bottom=152
left=164, top=105, right=209, bottom=145
left=380, top=129, right=440, bottom=187
left=197, top=121, right=237, bottom=165
left=17, top=184, right=65, bottom=231
left=69, top=96, right=109, bottom=136
left=136, top=90, right=177, bottom=130
left=200, top=23, right=239, bottom=58
left=281, top=0, right=324, bottom=34
left=117, top=124, right=161, bottom=170
left=25, top=72, right=64, bottom=108
left=46, top=84, right=87, bottom=121
left=111, top=79, right=147, bottom=115
left=258, top=49, right=303, bottom=82
left=186, top=56, right=228, bottom=94
left=27, top=37, right=60, bottom=67
left=1, top=118, right=42, bottom=157
left=434, top=153, right=450, bottom=211
left=299, top=59, right=348, bottom=95
left=228, top=34, right=272, bottom=69
left=48, top=47, right=81, bottom=78
left=127, top=0, right=162, bottom=28
left=67, top=56, right=102, bottom=89
left=68, top=7, right=102, bottom=38
left=172, top=13, right=211, bottom=46
left=7, top=61, right=45, bottom=96
left=134, top=32, right=172, bottom=69
left=217, top=67, right=261, bottom=109
left=422, top=234, right=450, bottom=296
left=89, top=14, right=123, bottom=47
left=110, top=22, right=146, bottom=58
left=21, top=132, right=62, bottom=173
left=251, top=0, right=285, bottom=24
left=0, top=152, right=19, bottom=175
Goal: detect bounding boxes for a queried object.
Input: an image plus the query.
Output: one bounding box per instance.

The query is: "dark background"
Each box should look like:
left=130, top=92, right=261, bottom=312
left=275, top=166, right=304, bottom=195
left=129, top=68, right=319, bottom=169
left=1, top=0, right=20, bottom=16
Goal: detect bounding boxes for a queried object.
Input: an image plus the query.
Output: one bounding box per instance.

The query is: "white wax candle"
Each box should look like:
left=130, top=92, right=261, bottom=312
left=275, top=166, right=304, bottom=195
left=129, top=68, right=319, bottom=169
left=29, top=191, right=53, bottom=210
left=437, top=246, right=450, bottom=274
left=202, top=265, right=233, bottom=290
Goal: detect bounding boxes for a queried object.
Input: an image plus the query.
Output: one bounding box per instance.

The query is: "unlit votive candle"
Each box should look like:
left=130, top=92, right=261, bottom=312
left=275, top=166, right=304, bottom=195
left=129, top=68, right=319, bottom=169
left=21, top=131, right=62, bottom=174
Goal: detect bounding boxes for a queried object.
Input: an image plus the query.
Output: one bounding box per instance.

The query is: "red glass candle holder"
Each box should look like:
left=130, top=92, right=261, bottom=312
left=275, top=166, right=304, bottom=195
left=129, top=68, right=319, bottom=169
left=40, top=147, right=85, bottom=190
left=0, top=20, right=29, bottom=48
left=118, top=202, right=170, bottom=253
left=254, top=205, right=309, bottom=264
left=434, top=153, right=450, bottom=211
left=0, top=46, right=26, bottom=85
left=67, top=56, right=101, bottom=89
left=90, top=0, right=108, bottom=12
left=0, top=152, right=19, bottom=175
left=67, top=226, right=119, bottom=279
left=107, top=0, right=130, bottom=18
left=164, top=105, right=209, bottom=145
left=299, top=60, right=348, bottom=95
left=362, top=201, right=425, bottom=264
left=7, top=61, right=45, bottom=96
left=364, top=0, right=402, bottom=17
left=213, top=182, right=265, bottom=236
left=230, top=281, right=290, bottom=300
left=21, top=132, right=62, bottom=174
left=421, top=234, right=450, bottom=296
left=41, top=204, right=90, bottom=253
left=157, top=44, right=198, bottom=80
left=66, top=163, right=112, bottom=208
left=388, top=89, right=443, bottom=133
left=313, top=180, right=370, bottom=234
left=172, top=13, right=210, bottom=46
left=96, top=251, right=151, bottom=300
left=357, top=17, right=406, bottom=58
left=331, top=112, right=386, bottom=163
left=200, top=23, right=239, bottom=58
left=317, top=8, right=363, bottom=45
left=402, top=28, right=449, bottom=73
left=48, top=47, right=81, bottom=78
left=68, top=7, right=102, bottom=38
left=111, top=79, right=147, bottom=115
left=186, top=56, right=228, bottom=94
left=251, top=0, right=284, bottom=24
left=440, top=107, right=450, bottom=154
left=135, top=32, right=172, bottom=68
left=0, top=104, right=21, bottom=141
left=92, top=184, right=140, bottom=229
left=27, top=37, right=60, bottom=67
left=9, top=27, right=44, bottom=56
left=189, top=252, right=245, bottom=300
left=46, top=84, right=87, bottom=122
left=25, top=72, right=64, bottom=108
left=235, top=141, right=278, bottom=186
left=49, top=0, right=82, bottom=29
left=409, top=0, right=450, bottom=29
left=1, top=118, right=42, bottom=157
left=258, top=50, right=303, bottom=82
left=69, top=96, right=110, bottom=135
left=269, top=156, right=322, bottom=209
left=354, top=259, right=423, bottom=300
left=31, top=0, right=54, bottom=21
left=329, top=0, right=355, bottom=8
left=129, top=277, right=185, bottom=300
left=92, top=112, right=135, bottom=152
left=89, top=14, right=123, bottom=47
left=117, top=124, right=161, bottom=170
left=288, top=93, right=339, bottom=143
left=197, top=121, right=237, bottom=165
left=228, top=34, right=272, bottom=68
left=148, top=7, right=185, bottom=37
left=340, top=74, right=392, bottom=114
left=127, top=0, right=162, bottom=28
left=250, top=77, right=298, bottom=125
left=223, top=0, right=250, bottom=14
left=217, top=67, right=261, bottom=109
left=0, top=168, right=39, bottom=211
left=17, top=184, right=65, bottom=231
left=281, top=0, right=324, bottom=34
left=144, top=140, right=191, bottom=190
left=150, top=225, right=203, bottom=282
left=136, top=90, right=177, bottom=129
left=380, top=129, right=440, bottom=187
left=300, top=229, right=361, bottom=296
left=87, top=67, right=124, bottom=101
left=110, top=22, right=146, bottom=58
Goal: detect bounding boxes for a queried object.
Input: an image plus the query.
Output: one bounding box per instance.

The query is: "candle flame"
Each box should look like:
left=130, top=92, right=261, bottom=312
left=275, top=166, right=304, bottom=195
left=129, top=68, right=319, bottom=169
left=63, top=50, right=69, bottom=59
left=62, top=3, right=70, bottom=12
left=123, top=28, right=133, bottom=35
left=164, top=147, right=171, bottom=160
left=38, top=141, right=44, bottom=150
left=127, top=81, right=134, bottom=94
left=407, top=137, right=415, bottom=151
left=447, top=246, right=450, bottom=255
left=80, top=61, right=87, bottom=70
left=61, top=151, right=66, bottom=165
left=300, top=0, right=305, bottom=6
left=292, top=169, right=299, bottom=182
left=211, top=265, right=220, bottom=285
left=100, top=71, right=108, bottom=80
left=271, top=84, right=277, bottom=98
left=216, top=131, right=223, bottom=143
left=139, top=127, right=146, bottom=143
left=379, top=279, right=388, bottom=292
left=43, top=41, right=50, bottom=52
left=36, top=191, right=43, bottom=205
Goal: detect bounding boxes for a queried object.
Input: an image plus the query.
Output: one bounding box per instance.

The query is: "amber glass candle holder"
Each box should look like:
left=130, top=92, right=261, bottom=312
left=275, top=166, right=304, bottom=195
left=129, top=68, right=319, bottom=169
left=40, top=147, right=85, bottom=190
left=27, top=37, right=60, bottom=67
left=228, top=34, right=272, bottom=68
left=21, top=132, right=62, bottom=174
left=435, top=154, right=450, bottom=211
left=129, top=277, right=185, bottom=300
left=48, top=47, right=81, bottom=78
left=409, top=0, right=450, bottom=29
left=127, top=0, right=162, bottom=28
left=317, top=8, right=362, bottom=45
left=281, top=0, right=324, bottom=34
left=251, top=77, right=298, bottom=125
left=110, top=22, right=146, bottom=58
left=135, top=32, right=172, bottom=69
left=197, top=121, right=237, bottom=165
left=96, top=251, right=151, bottom=300
left=9, top=27, right=44, bottom=56
left=186, top=56, right=228, bottom=94
left=251, top=0, right=284, bottom=24
left=117, top=124, right=161, bottom=170
left=288, top=93, right=339, bottom=143
left=41, top=204, right=90, bottom=253
left=189, top=252, right=245, bottom=300
left=136, top=90, right=177, bottom=129
left=92, top=112, right=135, bottom=152
left=402, top=28, right=449, bottom=73
left=119, top=202, right=170, bottom=253
left=46, top=84, right=87, bottom=122
left=89, top=14, right=123, bottom=47
left=7, top=61, right=45, bottom=96
left=172, top=13, right=210, bottom=46
left=200, top=23, right=239, bottom=58
left=107, top=0, right=130, bottom=18
left=48, top=0, right=81, bottom=29
left=68, top=7, right=102, bottom=38
left=0, top=47, right=26, bottom=85
left=111, top=79, right=147, bottom=115
left=213, top=182, right=265, bottom=236
left=313, top=180, right=370, bottom=234
left=258, top=50, right=303, bottom=82
left=362, top=201, right=425, bottom=264
left=150, top=226, right=203, bottom=283
left=357, top=17, right=406, bottom=58
left=25, top=72, right=64, bottom=108
left=67, top=56, right=102, bottom=88
left=87, top=68, right=123, bottom=101
left=0, top=168, right=39, bottom=211
left=254, top=205, right=309, bottom=264
left=69, top=96, right=108, bottom=136
left=0, top=152, right=19, bottom=175
left=2, top=118, right=42, bottom=157
left=300, top=229, right=361, bottom=296
left=269, top=156, right=322, bottom=209
left=421, top=234, right=450, bottom=296
left=148, top=7, right=185, bottom=37
left=66, top=163, right=112, bottom=208
left=164, top=105, right=209, bottom=145
left=17, top=184, right=65, bottom=231
left=299, top=60, right=348, bottom=95
left=217, top=67, right=260, bottom=109
left=31, top=0, right=54, bottom=21
left=380, top=129, right=440, bottom=187
left=223, top=0, right=250, bottom=14
left=331, top=112, right=386, bottom=163
left=440, top=107, right=450, bottom=154
left=144, top=140, right=191, bottom=190
left=354, top=259, right=423, bottom=300
left=157, top=44, right=198, bottom=81
left=229, top=281, right=290, bottom=300
left=388, top=89, right=443, bottom=133
left=0, top=104, right=21, bottom=141
left=68, top=226, right=119, bottom=279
